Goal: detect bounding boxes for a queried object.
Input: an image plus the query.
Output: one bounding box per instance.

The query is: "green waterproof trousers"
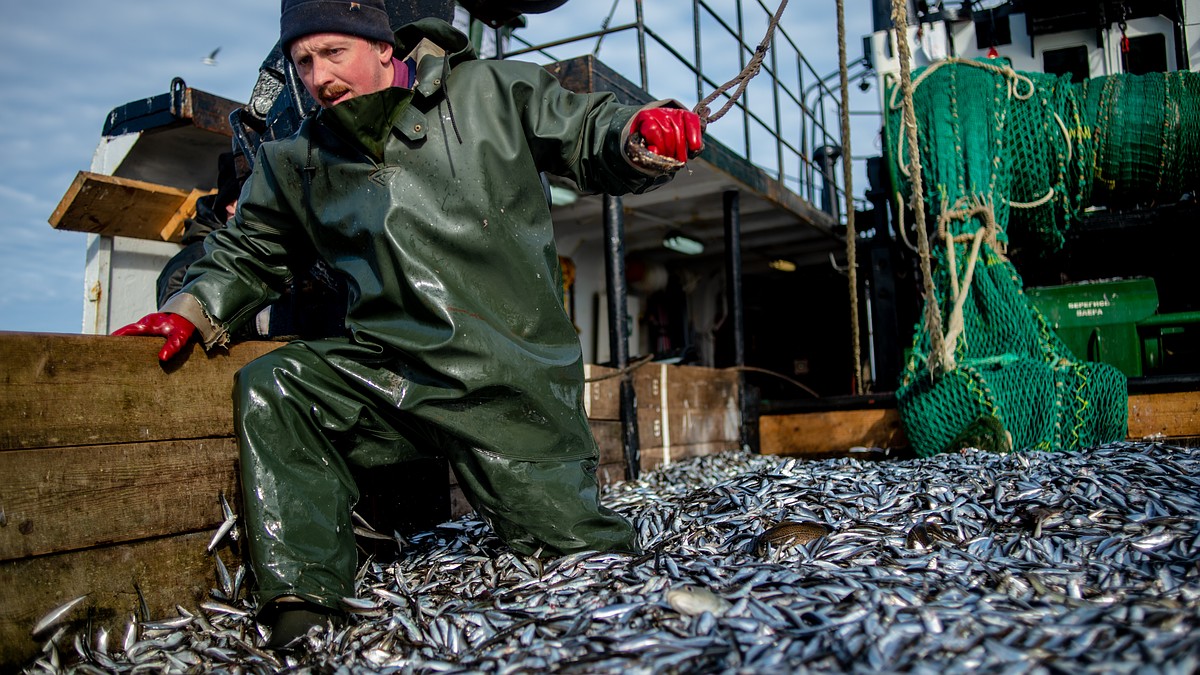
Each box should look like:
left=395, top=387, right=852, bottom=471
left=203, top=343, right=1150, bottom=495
left=235, top=341, right=637, bottom=608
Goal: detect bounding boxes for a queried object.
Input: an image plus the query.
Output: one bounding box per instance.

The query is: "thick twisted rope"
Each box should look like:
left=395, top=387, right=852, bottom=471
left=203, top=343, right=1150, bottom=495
left=627, top=0, right=790, bottom=171
left=694, top=0, right=790, bottom=129
left=936, top=196, right=1001, bottom=371
left=836, top=0, right=863, bottom=395
left=890, top=0, right=946, bottom=376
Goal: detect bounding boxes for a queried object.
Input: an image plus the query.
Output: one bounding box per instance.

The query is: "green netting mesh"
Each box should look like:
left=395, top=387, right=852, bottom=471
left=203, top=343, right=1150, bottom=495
left=884, top=61, right=1200, bottom=456
left=1082, top=71, right=1200, bottom=207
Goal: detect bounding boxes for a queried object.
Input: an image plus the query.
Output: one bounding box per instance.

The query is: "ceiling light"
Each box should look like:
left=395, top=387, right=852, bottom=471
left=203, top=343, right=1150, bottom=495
left=662, top=230, right=704, bottom=255
left=769, top=259, right=796, bottom=272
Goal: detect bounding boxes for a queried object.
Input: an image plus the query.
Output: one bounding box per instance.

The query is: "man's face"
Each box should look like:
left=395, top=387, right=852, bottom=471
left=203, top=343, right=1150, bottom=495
left=289, top=33, right=394, bottom=108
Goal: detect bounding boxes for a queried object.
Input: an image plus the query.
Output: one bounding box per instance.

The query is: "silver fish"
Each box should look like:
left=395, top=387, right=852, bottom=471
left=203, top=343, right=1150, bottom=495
left=31, top=595, right=87, bottom=636
left=207, top=514, right=237, bottom=553
left=665, top=585, right=730, bottom=616
left=27, top=441, right=1200, bottom=673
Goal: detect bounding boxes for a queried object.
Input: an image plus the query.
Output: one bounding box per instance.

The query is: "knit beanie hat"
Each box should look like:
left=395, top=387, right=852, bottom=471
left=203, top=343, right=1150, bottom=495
left=280, top=0, right=394, bottom=49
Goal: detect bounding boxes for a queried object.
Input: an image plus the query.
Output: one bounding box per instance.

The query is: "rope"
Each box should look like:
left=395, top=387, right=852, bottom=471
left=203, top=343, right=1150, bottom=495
left=890, top=0, right=946, bottom=376
left=694, top=0, right=790, bottom=130
left=894, top=191, right=918, bottom=253
left=626, top=0, right=790, bottom=171
left=892, top=58, right=1035, bottom=179
left=1007, top=111, right=1070, bottom=209
left=1009, top=187, right=1055, bottom=209
left=1052, top=111, right=1073, bottom=162
left=836, top=0, right=863, bottom=395
left=886, top=58, right=1035, bottom=111
left=583, top=354, right=655, bottom=383
left=935, top=197, right=1000, bottom=371
left=585, top=358, right=820, bottom=399
left=727, top=366, right=820, bottom=399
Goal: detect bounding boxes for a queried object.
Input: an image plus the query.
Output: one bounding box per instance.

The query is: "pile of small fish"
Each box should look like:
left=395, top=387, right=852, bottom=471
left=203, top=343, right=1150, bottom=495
left=26, top=441, right=1200, bottom=674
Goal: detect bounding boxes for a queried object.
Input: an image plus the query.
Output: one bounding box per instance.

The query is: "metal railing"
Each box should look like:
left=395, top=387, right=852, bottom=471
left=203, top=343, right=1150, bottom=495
left=494, top=0, right=868, bottom=220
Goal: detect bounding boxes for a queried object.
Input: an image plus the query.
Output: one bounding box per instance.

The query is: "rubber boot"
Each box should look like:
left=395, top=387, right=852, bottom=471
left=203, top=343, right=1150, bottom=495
left=260, top=598, right=344, bottom=652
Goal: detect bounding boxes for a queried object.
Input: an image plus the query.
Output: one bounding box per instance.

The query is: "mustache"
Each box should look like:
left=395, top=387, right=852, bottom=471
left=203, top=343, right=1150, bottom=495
left=317, top=84, right=351, bottom=103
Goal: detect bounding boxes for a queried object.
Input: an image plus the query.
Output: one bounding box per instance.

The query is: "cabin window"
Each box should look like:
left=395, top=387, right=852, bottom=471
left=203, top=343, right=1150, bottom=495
left=1043, top=45, right=1089, bottom=83
left=1122, top=33, right=1168, bottom=74
left=974, top=10, right=1012, bottom=51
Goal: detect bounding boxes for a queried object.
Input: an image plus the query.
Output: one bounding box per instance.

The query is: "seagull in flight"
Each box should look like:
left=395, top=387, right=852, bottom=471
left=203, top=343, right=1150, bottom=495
left=203, top=47, right=220, bottom=66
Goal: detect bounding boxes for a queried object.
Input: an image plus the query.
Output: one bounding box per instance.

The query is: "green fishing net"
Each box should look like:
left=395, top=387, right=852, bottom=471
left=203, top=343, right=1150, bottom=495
left=884, top=61, right=1200, bottom=456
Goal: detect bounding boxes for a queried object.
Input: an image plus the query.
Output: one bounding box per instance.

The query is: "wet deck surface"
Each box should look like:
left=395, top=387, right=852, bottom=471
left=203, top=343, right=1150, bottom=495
left=25, top=441, right=1200, bottom=673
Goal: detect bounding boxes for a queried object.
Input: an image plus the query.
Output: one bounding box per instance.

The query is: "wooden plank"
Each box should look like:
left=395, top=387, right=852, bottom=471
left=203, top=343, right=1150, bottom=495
left=1127, top=391, right=1200, bottom=439
left=596, top=461, right=626, bottom=488
left=449, top=485, right=472, bottom=519
left=759, top=390, right=1200, bottom=457
left=587, top=363, right=739, bottom=432
left=179, top=88, right=245, bottom=136
left=583, top=365, right=620, bottom=420
left=48, top=172, right=213, bottom=242
left=663, top=364, right=741, bottom=409
left=0, top=333, right=281, bottom=451
left=759, top=408, right=907, bottom=457
left=589, top=420, right=626, bottom=465
left=637, top=404, right=740, bottom=455
left=635, top=364, right=740, bottom=454
left=159, top=188, right=210, bottom=242
left=0, top=439, right=237, bottom=561
left=0, top=532, right=224, bottom=670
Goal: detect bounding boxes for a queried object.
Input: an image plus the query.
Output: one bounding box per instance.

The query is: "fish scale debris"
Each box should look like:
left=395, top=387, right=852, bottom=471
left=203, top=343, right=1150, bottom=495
left=24, top=441, right=1200, bottom=673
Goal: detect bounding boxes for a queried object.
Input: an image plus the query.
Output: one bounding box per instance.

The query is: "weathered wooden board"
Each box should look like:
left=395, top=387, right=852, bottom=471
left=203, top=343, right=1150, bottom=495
left=596, top=461, right=627, bottom=488
left=582, top=365, right=620, bottom=420
left=592, top=421, right=632, bottom=488
left=48, top=172, right=212, bottom=242
left=760, top=390, right=1200, bottom=457
left=0, top=332, right=280, bottom=450
left=449, top=486, right=473, bottom=519
left=1127, top=391, right=1200, bottom=439
left=0, top=438, right=238, bottom=561
left=589, top=419, right=627, bottom=466
left=3, top=345, right=732, bottom=465
left=544, top=55, right=653, bottom=106
left=635, top=364, right=740, bottom=453
left=759, top=408, right=907, bottom=457
left=0, top=532, right=222, bottom=669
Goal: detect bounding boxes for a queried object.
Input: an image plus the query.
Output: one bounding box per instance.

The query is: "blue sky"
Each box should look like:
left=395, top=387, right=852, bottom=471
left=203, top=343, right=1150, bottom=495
left=0, top=1, right=874, bottom=334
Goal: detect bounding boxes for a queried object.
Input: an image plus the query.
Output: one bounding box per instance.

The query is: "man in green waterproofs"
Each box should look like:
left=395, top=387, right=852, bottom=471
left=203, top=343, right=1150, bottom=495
left=114, top=0, right=702, bottom=650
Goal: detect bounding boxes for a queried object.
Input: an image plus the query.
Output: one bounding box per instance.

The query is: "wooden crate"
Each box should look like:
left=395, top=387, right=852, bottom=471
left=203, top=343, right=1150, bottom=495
left=0, top=333, right=276, bottom=667
left=0, top=332, right=740, bottom=667
left=634, top=364, right=742, bottom=471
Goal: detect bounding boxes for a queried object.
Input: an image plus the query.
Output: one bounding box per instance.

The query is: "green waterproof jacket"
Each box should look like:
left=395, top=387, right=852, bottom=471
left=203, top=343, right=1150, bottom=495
left=164, top=18, right=678, bottom=463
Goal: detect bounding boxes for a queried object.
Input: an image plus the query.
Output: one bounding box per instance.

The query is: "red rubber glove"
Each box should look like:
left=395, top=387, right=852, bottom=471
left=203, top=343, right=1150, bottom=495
left=113, top=313, right=197, bottom=361
left=630, top=108, right=704, bottom=163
